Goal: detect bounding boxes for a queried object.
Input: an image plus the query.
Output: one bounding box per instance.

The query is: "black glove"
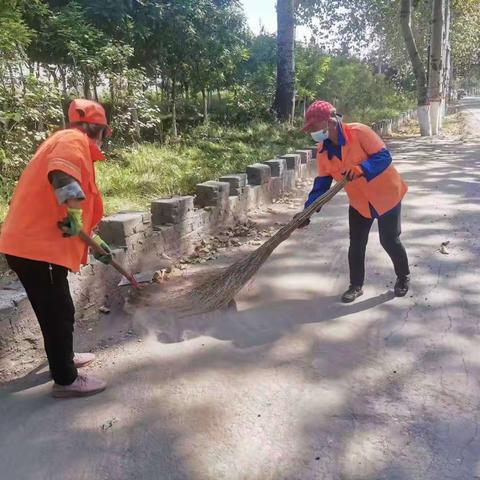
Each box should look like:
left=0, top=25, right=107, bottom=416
left=293, top=212, right=311, bottom=229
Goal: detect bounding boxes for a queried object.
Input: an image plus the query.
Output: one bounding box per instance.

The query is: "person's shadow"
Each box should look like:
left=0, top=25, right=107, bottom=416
left=153, top=290, right=396, bottom=348
left=0, top=361, right=51, bottom=393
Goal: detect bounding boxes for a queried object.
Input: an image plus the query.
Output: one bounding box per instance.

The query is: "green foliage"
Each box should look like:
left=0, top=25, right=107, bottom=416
left=295, top=43, right=331, bottom=101
left=316, top=57, right=415, bottom=123
left=0, top=76, right=64, bottom=179
left=0, top=0, right=33, bottom=57
left=297, top=0, right=480, bottom=90
left=451, top=0, right=480, bottom=78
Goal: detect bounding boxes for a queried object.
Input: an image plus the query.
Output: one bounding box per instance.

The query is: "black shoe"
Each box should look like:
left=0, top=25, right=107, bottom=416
left=394, top=276, right=410, bottom=297
left=341, top=285, right=364, bottom=303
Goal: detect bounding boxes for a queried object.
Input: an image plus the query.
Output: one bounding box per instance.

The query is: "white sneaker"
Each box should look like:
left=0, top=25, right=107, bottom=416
left=73, top=352, right=96, bottom=368
left=52, top=374, right=107, bottom=398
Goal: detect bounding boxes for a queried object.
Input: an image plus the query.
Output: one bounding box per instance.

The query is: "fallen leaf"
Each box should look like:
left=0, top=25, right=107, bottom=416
left=101, top=417, right=117, bottom=431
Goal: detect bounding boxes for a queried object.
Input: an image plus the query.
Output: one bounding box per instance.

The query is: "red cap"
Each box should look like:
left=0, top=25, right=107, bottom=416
left=302, top=100, right=335, bottom=132
left=68, top=99, right=112, bottom=137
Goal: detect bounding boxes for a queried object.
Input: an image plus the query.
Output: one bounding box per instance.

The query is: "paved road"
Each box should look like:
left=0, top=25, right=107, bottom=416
left=1, top=99, right=480, bottom=480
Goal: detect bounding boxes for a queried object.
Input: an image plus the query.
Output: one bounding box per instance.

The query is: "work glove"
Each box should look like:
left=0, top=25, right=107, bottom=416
left=342, top=166, right=363, bottom=181
left=91, top=235, right=114, bottom=265
left=293, top=212, right=311, bottom=229
left=57, top=208, right=83, bottom=237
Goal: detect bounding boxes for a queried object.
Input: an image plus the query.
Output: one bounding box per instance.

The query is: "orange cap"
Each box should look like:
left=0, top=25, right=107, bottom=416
left=68, top=99, right=112, bottom=137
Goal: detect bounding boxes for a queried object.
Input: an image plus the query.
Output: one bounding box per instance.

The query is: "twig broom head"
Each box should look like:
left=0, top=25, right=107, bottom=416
left=161, top=178, right=347, bottom=317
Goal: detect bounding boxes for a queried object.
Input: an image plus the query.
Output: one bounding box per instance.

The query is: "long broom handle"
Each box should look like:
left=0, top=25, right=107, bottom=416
left=78, top=231, right=140, bottom=289
left=258, top=177, right=348, bottom=253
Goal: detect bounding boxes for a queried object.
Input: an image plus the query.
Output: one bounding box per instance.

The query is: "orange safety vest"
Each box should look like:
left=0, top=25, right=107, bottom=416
left=317, top=123, right=407, bottom=218
left=0, top=129, right=104, bottom=272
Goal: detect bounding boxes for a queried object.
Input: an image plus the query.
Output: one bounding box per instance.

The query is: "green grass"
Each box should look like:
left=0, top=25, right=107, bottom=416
left=96, top=121, right=308, bottom=215
left=0, top=181, right=13, bottom=222
left=0, top=121, right=308, bottom=220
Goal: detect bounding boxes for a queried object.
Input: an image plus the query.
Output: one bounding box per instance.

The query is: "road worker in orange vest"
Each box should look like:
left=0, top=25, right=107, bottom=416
left=300, top=100, right=410, bottom=302
left=0, top=99, right=114, bottom=398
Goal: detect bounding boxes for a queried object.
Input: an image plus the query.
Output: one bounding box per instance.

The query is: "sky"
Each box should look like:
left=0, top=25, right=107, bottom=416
left=241, top=0, right=277, bottom=34
left=241, top=0, right=311, bottom=39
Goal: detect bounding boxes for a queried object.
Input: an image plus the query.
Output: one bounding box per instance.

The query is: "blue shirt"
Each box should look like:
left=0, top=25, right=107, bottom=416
left=305, top=122, right=396, bottom=218
left=321, top=122, right=346, bottom=161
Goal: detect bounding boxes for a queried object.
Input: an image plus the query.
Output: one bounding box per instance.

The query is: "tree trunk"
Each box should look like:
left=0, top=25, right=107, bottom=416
left=49, top=68, right=60, bottom=90
left=428, top=0, right=445, bottom=135
left=59, top=66, right=68, bottom=97
left=93, top=76, right=99, bottom=102
left=441, top=0, right=451, bottom=119
left=109, top=77, right=115, bottom=114
left=161, top=77, right=167, bottom=104
left=83, top=71, right=92, bottom=99
left=291, top=92, right=296, bottom=126
left=202, top=88, right=208, bottom=125
left=171, top=73, right=178, bottom=137
left=217, top=89, right=222, bottom=103
left=18, top=61, right=26, bottom=95
left=400, top=0, right=431, bottom=136
left=71, top=67, right=80, bottom=96
left=7, top=63, right=15, bottom=96
left=131, top=107, right=141, bottom=142
left=272, top=0, right=295, bottom=122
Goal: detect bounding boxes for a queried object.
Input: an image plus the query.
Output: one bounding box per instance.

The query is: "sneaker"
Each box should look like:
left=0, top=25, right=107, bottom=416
left=52, top=374, right=106, bottom=398
left=73, top=352, right=96, bottom=368
left=341, top=285, right=364, bottom=303
left=394, top=276, right=410, bottom=297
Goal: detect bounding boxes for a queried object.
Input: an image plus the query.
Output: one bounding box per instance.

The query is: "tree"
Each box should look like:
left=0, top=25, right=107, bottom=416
left=272, top=0, right=295, bottom=122
left=428, top=0, right=447, bottom=135
left=400, top=0, right=431, bottom=135
left=297, top=0, right=459, bottom=136
left=295, top=42, right=331, bottom=115
left=190, top=1, right=248, bottom=124
left=451, top=0, right=480, bottom=81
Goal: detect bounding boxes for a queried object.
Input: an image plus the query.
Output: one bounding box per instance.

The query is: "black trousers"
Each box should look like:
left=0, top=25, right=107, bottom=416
left=348, top=204, right=410, bottom=287
left=6, top=255, right=78, bottom=385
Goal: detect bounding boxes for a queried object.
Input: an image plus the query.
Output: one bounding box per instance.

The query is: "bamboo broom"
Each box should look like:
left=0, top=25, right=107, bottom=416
left=162, top=178, right=348, bottom=317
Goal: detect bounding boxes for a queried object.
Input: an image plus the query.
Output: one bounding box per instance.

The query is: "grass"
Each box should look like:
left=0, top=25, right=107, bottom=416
left=0, top=121, right=308, bottom=220
left=96, top=121, right=309, bottom=215
left=0, top=181, right=13, bottom=222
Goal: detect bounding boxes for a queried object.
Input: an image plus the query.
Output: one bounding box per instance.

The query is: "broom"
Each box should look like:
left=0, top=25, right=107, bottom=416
left=163, top=177, right=348, bottom=317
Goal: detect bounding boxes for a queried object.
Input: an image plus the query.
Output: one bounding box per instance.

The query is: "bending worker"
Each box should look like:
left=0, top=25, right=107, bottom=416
left=300, top=100, right=410, bottom=303
left=0, top=99, right=114, bottom=398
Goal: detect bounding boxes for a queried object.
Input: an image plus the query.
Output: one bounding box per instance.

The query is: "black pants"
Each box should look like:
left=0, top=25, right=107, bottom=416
left=348, top=204, right=410, bottom=287
left=6, top=255, right=78, bottom=385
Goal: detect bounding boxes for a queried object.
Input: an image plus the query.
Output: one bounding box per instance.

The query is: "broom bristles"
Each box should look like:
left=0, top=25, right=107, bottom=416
left=164, top=179, right=347, bottom=317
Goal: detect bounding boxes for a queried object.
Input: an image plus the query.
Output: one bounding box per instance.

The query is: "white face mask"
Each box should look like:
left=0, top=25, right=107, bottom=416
left=311, top=130, right=329, bottom=143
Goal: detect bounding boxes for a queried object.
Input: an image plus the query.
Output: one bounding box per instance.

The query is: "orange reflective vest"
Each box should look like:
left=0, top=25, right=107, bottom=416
left=0, top=129, right=104, bottom=272
left=317, top=123, right=407, bottom=218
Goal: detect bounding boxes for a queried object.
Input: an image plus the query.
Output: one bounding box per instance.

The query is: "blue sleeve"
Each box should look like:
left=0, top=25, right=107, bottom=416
left=304, top=176, right=333, bottom=209
left=360, top=148, right=392, bottom=182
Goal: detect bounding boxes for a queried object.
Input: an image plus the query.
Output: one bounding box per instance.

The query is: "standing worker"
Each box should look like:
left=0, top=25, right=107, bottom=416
left=0, top=99, right=114, bottom=398
left=300, top=100, right=410, bottom=303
